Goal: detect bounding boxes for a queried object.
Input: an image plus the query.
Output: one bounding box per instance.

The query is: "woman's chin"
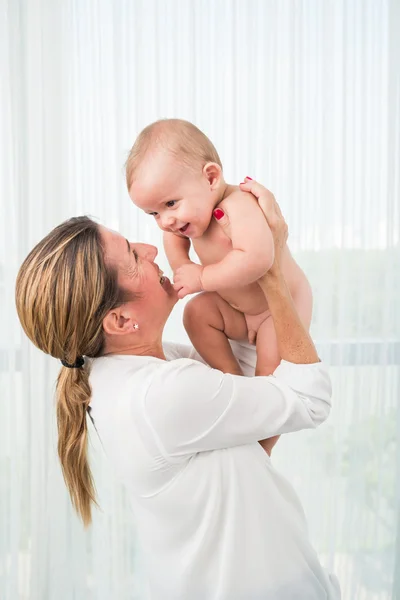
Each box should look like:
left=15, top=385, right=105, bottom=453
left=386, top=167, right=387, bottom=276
left=161, top=276, right=179, bottom=303
left=160, top=275, right=172, bottom=292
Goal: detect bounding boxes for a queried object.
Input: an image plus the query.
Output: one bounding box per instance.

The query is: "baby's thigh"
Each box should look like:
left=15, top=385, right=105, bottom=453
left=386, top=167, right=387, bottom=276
left=184, top=292, right=248, bottom=341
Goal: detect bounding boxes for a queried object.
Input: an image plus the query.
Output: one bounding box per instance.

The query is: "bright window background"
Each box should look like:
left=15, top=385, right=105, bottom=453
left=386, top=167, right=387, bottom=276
left=1, top=1, right=399, bottom=598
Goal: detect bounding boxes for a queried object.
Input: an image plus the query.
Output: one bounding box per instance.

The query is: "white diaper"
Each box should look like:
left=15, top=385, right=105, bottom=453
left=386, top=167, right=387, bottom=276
left=229, top=339, right=257, bottom=377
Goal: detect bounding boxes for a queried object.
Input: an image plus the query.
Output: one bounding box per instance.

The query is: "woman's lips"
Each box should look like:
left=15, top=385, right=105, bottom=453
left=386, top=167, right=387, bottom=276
left=160, top=276, right=173, bottom=292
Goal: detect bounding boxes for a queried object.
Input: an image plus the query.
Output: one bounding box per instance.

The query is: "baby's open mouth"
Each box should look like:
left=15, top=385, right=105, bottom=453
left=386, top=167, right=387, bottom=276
left=179, top=223, right=190, bottom=234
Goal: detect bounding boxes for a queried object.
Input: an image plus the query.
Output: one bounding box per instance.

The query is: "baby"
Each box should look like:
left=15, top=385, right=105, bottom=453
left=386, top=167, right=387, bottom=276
left=126, top=119, right=313, bottom=377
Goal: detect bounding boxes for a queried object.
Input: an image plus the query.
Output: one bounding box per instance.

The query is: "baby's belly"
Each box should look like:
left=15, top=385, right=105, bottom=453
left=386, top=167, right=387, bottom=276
left=218, top=283, right=269, bottom=316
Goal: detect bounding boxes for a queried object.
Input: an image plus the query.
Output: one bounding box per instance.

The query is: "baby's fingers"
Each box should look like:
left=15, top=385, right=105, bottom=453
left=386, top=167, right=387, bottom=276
left=178, top=288, right=188, bottom=299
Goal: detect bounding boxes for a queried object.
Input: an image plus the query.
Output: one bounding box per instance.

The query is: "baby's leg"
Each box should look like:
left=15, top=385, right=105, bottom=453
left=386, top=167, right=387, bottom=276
left=183, top=292, right=248, bottom=375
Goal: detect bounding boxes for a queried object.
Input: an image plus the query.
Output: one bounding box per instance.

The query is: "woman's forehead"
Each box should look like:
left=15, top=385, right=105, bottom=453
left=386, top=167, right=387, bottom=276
left=100, top=226, right=130, bottom=263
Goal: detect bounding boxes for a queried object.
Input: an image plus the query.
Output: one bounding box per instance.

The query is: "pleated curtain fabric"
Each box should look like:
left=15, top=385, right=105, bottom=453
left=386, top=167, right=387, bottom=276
left=1, top=1, right=399, bottom=598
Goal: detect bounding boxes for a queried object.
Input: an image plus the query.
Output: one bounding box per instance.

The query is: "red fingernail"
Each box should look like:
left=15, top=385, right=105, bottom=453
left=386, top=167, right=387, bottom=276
left=213, top=208, right=224, bottom=220
left=239, top=181, right=246, bottom=185
left=246, top=176, right=253, bottom=180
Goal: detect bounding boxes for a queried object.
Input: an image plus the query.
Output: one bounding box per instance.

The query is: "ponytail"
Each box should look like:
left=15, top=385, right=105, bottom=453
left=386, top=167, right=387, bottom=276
left=56, top=365, right=97, bottom=526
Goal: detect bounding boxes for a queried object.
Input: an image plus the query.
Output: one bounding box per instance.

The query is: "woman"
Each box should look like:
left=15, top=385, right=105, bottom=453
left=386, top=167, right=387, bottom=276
left=15, top=180, right=340, bottom=599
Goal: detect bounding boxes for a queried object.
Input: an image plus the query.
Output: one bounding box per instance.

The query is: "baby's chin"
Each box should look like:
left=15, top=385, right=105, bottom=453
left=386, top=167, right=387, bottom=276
left=192, top=221, right=214, bottom=238
left=185, top=228, right=204, bottom=240
left=179, top=223, right=203, bottom=239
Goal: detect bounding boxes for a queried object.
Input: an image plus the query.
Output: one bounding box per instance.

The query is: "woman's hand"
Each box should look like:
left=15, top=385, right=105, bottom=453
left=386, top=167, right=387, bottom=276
left=239, top=178, right=288, bottom=276
left=260, top=435, right=280, bottom=457
left=213, top=178, right=288, bottom=277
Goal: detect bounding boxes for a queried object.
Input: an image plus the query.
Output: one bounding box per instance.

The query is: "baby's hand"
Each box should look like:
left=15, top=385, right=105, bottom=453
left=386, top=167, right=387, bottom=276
left=173, top=263, right=204, bottom=299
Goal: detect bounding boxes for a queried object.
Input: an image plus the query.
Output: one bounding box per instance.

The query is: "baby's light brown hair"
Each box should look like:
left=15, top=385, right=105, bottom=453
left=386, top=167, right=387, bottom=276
left=125, top=119, right=222, bottom=190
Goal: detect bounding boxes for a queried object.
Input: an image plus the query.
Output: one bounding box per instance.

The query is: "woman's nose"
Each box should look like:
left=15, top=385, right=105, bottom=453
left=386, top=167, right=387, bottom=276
left=141, top=244, right=158, bottom=262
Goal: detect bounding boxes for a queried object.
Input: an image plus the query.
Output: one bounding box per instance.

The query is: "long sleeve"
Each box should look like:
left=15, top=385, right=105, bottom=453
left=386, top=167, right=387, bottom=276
left=143, top=359, right=332, bottom=459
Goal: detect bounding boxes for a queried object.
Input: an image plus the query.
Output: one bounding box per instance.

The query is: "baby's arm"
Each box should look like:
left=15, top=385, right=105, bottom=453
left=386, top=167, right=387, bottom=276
left=163, top=231, right=192, bottom=272
left=201, top=191, right=275, bottom=291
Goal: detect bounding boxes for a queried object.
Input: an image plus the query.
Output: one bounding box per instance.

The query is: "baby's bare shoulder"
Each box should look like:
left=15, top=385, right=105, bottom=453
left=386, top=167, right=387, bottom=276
left=218, top=188, right=260, bottom=219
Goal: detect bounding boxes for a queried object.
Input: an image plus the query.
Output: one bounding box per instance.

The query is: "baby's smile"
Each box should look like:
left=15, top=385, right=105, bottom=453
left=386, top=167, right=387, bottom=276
left=179, top=223, right=190, bottom=234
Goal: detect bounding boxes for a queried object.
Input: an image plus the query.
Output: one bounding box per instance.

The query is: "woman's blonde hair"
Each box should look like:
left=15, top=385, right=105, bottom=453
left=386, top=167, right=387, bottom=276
left=15, top=216, right=130, bottom=526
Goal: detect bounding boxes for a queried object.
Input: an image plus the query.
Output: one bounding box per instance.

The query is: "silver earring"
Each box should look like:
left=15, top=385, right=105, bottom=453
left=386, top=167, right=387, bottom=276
left=133, top=323, right=139, bottom=330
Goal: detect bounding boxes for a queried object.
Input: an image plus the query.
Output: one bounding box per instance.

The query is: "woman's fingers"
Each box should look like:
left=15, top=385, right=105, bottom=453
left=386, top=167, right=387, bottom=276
left=240, top=177, right=288, bottom=257
left=240, top=179, right=282, bottom=221
left=240, top=179, right=279, bottom=221
left=212, top=207, right=232, bottom=238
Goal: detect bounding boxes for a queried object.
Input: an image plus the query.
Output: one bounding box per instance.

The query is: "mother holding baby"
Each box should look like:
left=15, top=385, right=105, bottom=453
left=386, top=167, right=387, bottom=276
left=16, top=140, right=340, bottom=598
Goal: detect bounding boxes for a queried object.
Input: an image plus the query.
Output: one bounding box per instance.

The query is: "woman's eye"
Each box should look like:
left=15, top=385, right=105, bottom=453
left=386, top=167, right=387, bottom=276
left=166, top=200, right=176, bottom=208
left=149, top=212, right=158, bottom=217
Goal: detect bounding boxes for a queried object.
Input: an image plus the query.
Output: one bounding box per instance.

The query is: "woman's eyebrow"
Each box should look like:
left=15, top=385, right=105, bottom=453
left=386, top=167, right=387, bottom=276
left=126, top=239, right=138, bottom=265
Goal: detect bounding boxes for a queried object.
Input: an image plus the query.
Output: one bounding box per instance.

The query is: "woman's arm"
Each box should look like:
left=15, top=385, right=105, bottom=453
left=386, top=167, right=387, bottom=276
left=258, top=272, right=317, bottom=364
left=144, top=358, right=331, bottom=458
left=245, top=179, right=318, bottom=366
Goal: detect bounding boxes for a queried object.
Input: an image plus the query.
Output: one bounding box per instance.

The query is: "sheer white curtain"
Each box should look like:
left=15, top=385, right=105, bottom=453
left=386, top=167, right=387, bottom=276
left=1, top=0, right=399, bottom=598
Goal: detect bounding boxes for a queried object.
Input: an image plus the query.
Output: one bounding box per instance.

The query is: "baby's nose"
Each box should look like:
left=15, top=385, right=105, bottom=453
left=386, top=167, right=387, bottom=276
left=161, top=214, right=176, bottom=229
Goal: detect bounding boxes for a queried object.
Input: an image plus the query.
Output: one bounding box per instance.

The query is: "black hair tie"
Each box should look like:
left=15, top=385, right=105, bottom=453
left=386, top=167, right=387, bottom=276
left=61, top=356, right=85, bottom=369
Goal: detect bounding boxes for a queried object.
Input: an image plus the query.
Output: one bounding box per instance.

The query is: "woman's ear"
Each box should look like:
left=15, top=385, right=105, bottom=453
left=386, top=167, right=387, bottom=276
left=102, top=307, right=139, bottom=336
left=203, top=162, right=222, bottom=190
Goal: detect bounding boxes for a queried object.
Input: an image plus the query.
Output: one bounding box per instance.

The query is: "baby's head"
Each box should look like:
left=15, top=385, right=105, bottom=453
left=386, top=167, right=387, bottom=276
left=126, top=119, right=224, bottom=238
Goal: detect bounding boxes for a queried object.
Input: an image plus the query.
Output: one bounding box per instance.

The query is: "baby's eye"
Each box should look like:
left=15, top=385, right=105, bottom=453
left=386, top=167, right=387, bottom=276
left=165, top=200, right=176, bottom=208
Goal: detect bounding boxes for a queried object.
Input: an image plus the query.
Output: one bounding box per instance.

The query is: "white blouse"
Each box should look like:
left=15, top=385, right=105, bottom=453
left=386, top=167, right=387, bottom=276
left=88, top=342, right=340, bottom=600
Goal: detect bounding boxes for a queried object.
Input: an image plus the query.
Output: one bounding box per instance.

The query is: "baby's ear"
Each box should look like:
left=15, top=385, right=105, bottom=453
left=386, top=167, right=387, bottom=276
left=203, top=162, right=222, bottom=190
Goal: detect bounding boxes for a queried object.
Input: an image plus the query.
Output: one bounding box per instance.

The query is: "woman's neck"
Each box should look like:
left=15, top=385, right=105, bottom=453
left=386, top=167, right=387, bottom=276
left=102, top=337, right=166, bottom=360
